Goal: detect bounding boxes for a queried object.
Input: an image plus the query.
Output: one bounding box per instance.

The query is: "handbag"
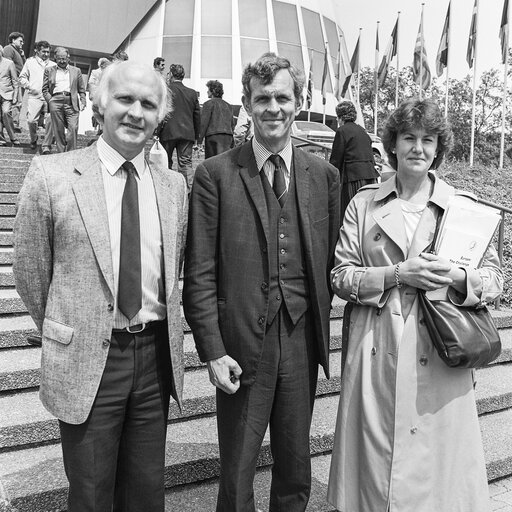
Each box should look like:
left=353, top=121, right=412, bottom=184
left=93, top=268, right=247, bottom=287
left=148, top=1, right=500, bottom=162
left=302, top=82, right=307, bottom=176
left=417, top=206, right=501, bottom=369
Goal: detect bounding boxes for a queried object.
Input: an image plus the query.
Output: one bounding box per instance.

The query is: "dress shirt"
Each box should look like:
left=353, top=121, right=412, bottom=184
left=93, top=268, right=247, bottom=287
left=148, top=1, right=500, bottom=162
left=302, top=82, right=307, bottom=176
left=252, top=136, right=292, bottom=190
left=97, top=136, right=166, bottom=328
left=54, top=66, right=70, bottom=94
left=19, top=57, right=56, bottom=98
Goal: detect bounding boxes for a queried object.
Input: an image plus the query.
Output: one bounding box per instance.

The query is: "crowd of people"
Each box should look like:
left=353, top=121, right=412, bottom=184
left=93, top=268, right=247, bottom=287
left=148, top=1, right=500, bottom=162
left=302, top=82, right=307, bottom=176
left=9, top=38, right=502, bottom=512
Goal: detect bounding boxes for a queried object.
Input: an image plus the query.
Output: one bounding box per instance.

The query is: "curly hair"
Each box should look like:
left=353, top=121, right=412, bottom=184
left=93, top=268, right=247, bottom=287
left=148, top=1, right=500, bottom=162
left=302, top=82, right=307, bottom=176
left=169, top=63, right=185, bottom=81
left=241, top=52, right=304, bottom=106
left=207, top=80, right=224, bottom=98
left=335, top=101, right=357, bottom=123
left=382, top=98, right=453, bottom=170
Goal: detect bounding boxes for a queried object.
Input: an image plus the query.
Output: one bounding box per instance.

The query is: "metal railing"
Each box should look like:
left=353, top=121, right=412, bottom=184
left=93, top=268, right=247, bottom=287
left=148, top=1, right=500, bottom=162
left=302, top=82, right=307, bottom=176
left=291, top=135, right=331, bottom=160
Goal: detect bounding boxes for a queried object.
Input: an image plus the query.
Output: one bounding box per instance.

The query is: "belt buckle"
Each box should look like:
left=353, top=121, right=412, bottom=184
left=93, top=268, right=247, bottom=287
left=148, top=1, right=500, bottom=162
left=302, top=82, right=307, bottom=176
left=126, top=323, right=146, bottom=334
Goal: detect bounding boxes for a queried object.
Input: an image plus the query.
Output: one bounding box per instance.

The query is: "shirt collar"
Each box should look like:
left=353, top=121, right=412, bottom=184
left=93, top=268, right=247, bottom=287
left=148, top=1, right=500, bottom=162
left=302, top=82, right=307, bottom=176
left=251, top=137, right=293, bottom=173
left=56, top=64, right=69, bottom=72
left=97, top=136, right=146, bottom=179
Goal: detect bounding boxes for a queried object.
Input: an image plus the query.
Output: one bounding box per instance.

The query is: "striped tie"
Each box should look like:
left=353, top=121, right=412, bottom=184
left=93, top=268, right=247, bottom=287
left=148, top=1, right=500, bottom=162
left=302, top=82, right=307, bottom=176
left=268, top=154, right=287, bottom=207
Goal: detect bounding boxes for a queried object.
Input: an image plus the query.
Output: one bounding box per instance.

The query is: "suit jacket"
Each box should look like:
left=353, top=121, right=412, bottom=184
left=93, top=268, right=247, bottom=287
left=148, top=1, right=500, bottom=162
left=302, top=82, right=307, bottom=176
left=329, top=121, right=379, bottom=183
left=198, top=97, right=233, bottom=143
left=0, top=58, right=18, bottom=100
left=2, top=44, right=25, bottom=74
left=13, top=144, right=188, bottom=424
left=42, top=65, right=86, bottom=112
left=158, top=81, right=200, bottom=141
left=183, top=142, right=340, bottom=382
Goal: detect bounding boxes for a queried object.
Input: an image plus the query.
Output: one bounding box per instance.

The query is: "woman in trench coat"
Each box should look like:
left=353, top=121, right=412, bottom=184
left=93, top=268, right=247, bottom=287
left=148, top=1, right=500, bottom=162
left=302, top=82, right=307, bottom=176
left=327, top=98, right=503, bottom=512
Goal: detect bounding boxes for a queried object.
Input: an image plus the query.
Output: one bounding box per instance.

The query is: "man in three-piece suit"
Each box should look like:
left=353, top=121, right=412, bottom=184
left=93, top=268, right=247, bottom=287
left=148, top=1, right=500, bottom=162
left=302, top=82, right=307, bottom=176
left=42, top=46, right=86, bottom=153
left=183, top=53, right=340, bottom=511
left=157, top=63, right=200, bottom=193
left=14, top=61, right=187, bottom=512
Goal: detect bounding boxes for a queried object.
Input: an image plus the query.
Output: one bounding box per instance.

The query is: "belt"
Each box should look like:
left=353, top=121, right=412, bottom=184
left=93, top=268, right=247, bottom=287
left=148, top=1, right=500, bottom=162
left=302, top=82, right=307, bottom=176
left=53, top=91, right=71, bottom=96
left=112, top=320, right=164, bottom=334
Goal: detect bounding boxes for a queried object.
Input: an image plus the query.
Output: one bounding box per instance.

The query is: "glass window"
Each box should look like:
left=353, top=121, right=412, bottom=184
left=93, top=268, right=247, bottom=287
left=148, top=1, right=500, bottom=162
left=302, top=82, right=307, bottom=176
left=239, top=0, right=268, bottom=39
left=301, top=7, right=323, bottom=51
left=202, top=0, right=231, bottom=35
left=162, top=36, right=193, bottom=77
left=164, top=0, right=194, bottom=36
left=277, top=43, right=304, bottom=74
left=202, top=36, right=232, bottom=78
left=323, top=17, right=339, bottom=77
left=240, top=38, right=270, bottom=67
left=273, top=1, right=300, bottom=44
left=312, top=50, right=332, bottom=92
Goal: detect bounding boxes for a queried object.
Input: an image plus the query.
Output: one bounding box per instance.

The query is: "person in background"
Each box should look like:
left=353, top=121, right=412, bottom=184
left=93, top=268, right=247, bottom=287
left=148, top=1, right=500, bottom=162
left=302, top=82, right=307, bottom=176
left=156, top=63, right=200, bottom=192
left=42, top=47, right=86, bottom=153
left=153, top=57, right=165, bottom=76
left=198, top=79, right=233, bottom=159
left=184, top=52, right=340, bottom=511
left=112, top=51, right=128, bottom=61
left=327, top=98, right=502, bottom=512
left=19, top=40, right=56, bottom=152
left=87, top=57, right=111, bottom=136
left=233, top=102, right=252, bottom=146
left=0, top=45, right=20, bottom=146
left=329, top=100, right=379, bottom=222
left=3, top=31, right=25, bottom=131
left=14, top=60, right=187, bottom=512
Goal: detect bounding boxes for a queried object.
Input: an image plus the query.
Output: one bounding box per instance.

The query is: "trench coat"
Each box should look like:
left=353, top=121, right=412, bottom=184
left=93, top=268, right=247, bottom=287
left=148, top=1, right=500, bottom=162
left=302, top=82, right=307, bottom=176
left=327, top=173, right=503, bottom=512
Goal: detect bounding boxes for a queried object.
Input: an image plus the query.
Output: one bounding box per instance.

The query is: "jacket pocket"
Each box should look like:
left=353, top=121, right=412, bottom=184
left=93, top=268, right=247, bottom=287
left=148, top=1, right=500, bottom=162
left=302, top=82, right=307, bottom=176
left=42, top=318, right=74, bottom=345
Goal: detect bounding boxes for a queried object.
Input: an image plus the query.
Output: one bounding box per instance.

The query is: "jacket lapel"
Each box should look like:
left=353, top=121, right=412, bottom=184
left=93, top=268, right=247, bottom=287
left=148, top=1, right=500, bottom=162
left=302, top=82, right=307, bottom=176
left=72, top=146, right=115, bottom=296
left=238, top=144, right=270, bottom=243
left=293, top=148, right=313, bottom=252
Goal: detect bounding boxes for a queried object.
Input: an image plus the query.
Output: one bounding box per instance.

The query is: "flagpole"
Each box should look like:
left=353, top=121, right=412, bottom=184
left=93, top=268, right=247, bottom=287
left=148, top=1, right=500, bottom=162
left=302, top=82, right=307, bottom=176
left=374, top=22, right=379, bottom=135
left=395, top=12, right=400, bottom=107
left=500, top=0, right=510, bottom=169
left=419, top=3, right=425, bottom=100
left=444, top=2, right=451, bottom=118
left=356, top=28, right=362, bottom=104
left=469, top=0, right=479, bottom=167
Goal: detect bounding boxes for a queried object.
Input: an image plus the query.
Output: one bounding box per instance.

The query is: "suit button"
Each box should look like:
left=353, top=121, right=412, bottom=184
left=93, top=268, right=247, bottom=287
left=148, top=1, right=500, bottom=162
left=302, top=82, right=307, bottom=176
left=276, top=296, right=281, bottom=301
left=107, top=304, right=114, bottom=311
left=103, top=339, right=110, bottom=347
left=419, top=356, right=428, bottom=366
left=374, top=233, right=382, bottom=241
left=280, top=249, right=286, bottom=254
left=279, top=233, right=285, bottom=239
left=371, top=347, right=377, bottom=356
left=258, top=316, right=265, bottom=325
left=280, top=264, right=285, bottom=270
left=280, top=280, right=285, bottom=286
left=410, top=426, right=418, bottom=434
left=280, top=217, right=285, bottom=224
left=261, top=282, right=268, bottom=290
left=419, top=318, right=426, bottom=325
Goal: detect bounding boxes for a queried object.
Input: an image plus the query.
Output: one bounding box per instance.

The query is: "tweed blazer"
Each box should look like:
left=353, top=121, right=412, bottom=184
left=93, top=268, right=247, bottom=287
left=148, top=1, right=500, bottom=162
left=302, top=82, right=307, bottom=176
left=42, top=65, right=86, bottom=112
left=13, top=144, right=188, bottom=424
left=183, top=142, right=341, bottom=383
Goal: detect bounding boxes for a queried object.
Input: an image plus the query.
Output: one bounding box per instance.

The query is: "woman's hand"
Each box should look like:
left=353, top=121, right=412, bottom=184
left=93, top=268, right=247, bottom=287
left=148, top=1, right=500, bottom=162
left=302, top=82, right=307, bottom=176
left=398, top=254, right=454, bottom=291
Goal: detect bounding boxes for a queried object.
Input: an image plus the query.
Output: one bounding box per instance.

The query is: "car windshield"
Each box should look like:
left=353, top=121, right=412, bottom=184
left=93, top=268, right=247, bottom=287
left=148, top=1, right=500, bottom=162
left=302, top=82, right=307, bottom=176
left=295, top=121, right=334, bottom=133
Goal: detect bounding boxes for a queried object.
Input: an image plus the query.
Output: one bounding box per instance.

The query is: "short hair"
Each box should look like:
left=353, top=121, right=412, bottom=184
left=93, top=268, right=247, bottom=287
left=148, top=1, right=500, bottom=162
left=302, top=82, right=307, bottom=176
left=112, top=51, right=128, bottom=61
left=153, top=57, right=165, bottom=67
left=335, top=101, right=357, bottom=123
left=169, top=64, right=185, bottom=80
left=98, top=57, right=110, bottom=68
left=92, top=61, right=171, bottom=124
left=382, top=98, right=453, bottom=171
left=242, top=52, right=304, bottom=106
left=34, top=40, right=50, bottom=52
left=8, top=32, right=24, bottom=43
left=54, top=47, right=69, bottom=57
left=207, top=80, right=224, bottom=98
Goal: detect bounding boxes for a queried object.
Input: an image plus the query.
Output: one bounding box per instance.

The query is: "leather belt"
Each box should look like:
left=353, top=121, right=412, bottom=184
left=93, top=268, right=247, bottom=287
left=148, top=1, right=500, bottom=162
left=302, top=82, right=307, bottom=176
left=53, top=91, right=71, bottom=96
left=112, top=320, right=164, bottom=334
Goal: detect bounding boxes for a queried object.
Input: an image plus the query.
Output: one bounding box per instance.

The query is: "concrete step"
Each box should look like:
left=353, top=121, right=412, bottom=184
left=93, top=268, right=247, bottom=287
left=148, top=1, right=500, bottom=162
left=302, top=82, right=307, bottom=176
left=0, top=204, right=15, bottom=215
left=0, top=161, right=28, bottom=172
left=0, top=288, right=25, bottom=314
left=0, top=248, right=13, bottom=266
left=0, top=232, right=13, bottom=247
left=0, top=182, right=22, bottom=193
left=0, top=217, right=14, bottom=230
left=0, top=195, right=17, bottom=206
left=0, top=266, right=14, bottom=287
left=0, top=395, right=510, bottom=512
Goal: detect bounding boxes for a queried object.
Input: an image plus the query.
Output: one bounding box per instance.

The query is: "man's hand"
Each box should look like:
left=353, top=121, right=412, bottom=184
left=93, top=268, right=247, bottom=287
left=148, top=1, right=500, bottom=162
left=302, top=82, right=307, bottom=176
left=80, top=100, right=86, bottom=111
left=206, top=355, right=242, bottom=394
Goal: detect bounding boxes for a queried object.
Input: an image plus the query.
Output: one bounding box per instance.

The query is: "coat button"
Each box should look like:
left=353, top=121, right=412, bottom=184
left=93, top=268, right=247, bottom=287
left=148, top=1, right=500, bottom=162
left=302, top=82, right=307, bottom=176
left=103, top=339, right=110, bottom=347
left=276, top=295, right=281, bottom=301
left=261, top=282, right=268, bottom=290
left=373, top=232, right=382, bottom=241
left=419, top=318, right=426, bottom=325
left=410, top=426, right=418, bottom=434
left=258, top=316, right=265, bottom=325
left=279, top=233, right=285, bottom=239
left=107, top=303, right=114, bottom=311
left=419, top=356, right=428, bottom=366
left=280, top=217, right=285, bottom=224
left=371, top=347, right=377, bottom=356
left=280, top=249, right=286, bottom=254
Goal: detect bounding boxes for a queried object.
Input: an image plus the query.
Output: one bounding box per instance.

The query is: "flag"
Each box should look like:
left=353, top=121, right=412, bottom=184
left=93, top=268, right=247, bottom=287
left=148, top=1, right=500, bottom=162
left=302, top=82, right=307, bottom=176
left=436, top=1, right=450, bottom=76
left=342, top=35, right=360, bottom=97
left=500, top=0, right=509, bottom=64
left=321, top=44, right=328, bottom=105
left=306, top=50, right=313, bottom=110
left=378, top=19, right=398, bottom=86
left=413, top=9, right=431, bottom=89
left=467, top=0, right=477, bottom=68
left=334, top=32, right=352, bottom=100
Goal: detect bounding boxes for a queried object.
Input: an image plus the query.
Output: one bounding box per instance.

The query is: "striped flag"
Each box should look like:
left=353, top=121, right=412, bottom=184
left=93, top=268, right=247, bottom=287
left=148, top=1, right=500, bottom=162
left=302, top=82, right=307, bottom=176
left=467, top=0, right=478, bottom=68
left=500, top=0, right=509, bottom=64
left=334, top=32, right=352, bottom=100
left=436, top=1, right=450, bottom=76
left=413, top=8, right=431, bottom=89
left=378, top=19, right=398, bottom=86
left=321, top=44, right=328, bottom=105
left=306, top=50, right=313, bottom=110
left=342, top=34, right=360, bottom=97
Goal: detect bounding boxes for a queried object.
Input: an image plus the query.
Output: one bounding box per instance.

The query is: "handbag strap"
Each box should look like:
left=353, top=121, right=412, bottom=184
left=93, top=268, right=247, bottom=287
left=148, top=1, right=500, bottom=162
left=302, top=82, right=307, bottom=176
left=427, top=205, right=444, bottom=254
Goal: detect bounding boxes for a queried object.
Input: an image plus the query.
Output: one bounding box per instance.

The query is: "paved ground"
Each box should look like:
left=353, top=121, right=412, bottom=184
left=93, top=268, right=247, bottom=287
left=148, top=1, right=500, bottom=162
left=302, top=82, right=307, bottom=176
left=491, top=476, right=512, bottom=511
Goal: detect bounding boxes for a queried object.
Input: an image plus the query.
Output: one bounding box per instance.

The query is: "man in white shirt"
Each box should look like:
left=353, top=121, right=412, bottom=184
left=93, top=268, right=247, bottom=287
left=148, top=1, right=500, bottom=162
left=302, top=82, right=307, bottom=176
left=19, top=40, right=56, bottom=152
left=14, top=61, right=187, bottom=512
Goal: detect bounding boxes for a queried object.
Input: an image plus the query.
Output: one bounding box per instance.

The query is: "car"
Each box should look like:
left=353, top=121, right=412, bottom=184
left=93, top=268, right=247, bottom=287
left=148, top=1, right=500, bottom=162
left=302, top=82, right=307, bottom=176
left=291, top=121, right=388, bottom=172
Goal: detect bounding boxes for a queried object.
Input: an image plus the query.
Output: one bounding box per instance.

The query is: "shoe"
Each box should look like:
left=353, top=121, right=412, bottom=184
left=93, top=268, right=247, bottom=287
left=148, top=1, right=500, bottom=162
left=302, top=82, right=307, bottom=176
left=14, top=126, right=22, bottom=133
left=41, top=147, right=51, bottom=155
left=11, top=140, right=20, bottom=146
left=27, top=335, right=42, bottom=347
left=0, top=139, right=6, bottom=147
left=30, top=142, right=37, bottom=150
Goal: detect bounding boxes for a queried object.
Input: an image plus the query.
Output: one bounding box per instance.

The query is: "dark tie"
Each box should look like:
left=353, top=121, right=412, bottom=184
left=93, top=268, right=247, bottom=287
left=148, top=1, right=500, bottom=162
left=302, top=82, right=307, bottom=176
left=268, top=154, right=287, bottom=207
left=118, top=161, right=142, bottom=320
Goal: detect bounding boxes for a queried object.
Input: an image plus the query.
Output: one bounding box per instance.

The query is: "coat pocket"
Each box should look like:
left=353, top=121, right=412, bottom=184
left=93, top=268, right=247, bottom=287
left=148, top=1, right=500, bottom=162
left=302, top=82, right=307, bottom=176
left=42, top=317, right=74, bottom=345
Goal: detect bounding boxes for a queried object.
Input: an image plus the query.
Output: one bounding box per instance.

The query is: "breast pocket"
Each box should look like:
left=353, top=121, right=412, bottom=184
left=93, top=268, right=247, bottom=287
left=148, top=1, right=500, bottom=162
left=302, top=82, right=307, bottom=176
left=42, top=317, right=74, bottom=345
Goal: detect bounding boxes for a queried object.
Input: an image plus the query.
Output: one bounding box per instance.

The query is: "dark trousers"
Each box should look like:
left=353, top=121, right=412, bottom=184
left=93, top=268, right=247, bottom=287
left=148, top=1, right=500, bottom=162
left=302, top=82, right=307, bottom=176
left=59, top=321, right=171, bottom=512
left=161, top=138, right=194, bottom=193
left=204, top=133, right=233, bottom=159
left=216, top=309, right=318, bottom=512
left=49, top=95, right=79, bottom=153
